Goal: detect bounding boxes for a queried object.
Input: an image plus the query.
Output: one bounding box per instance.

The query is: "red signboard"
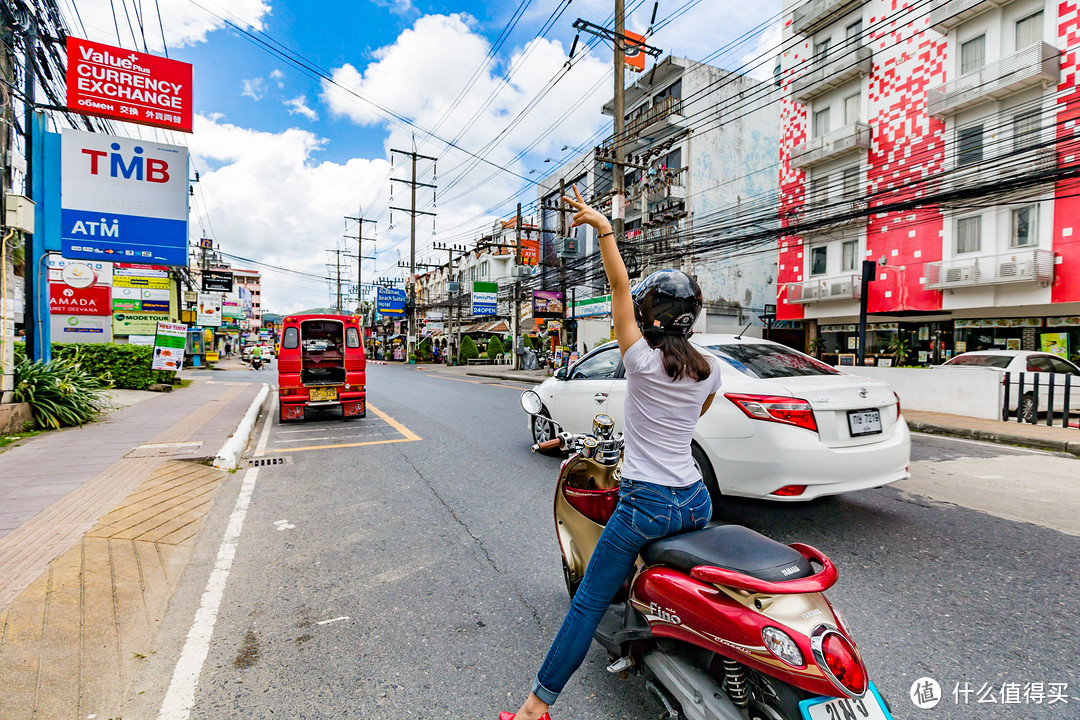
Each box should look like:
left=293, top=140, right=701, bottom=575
left=66, top=37, right=193, bottom=133
left=624, top=31, right=648, bottom=73
left=50, top=283, right=111, bottom=316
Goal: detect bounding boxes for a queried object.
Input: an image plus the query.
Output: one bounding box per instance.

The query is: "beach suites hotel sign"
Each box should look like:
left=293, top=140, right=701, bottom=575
left=66, top=37, right=193, bottom=133
left=60, top=128, right=189, bottom=266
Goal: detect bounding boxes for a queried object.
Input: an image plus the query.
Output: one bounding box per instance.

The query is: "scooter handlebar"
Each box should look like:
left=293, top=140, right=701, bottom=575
left=532, top=438, right=563, bottom=453
left=690, top=543, right=838, bottom=594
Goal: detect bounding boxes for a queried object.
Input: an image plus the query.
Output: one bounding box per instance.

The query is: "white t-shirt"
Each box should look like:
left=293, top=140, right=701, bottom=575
left=621, top=337, right=722, bottom=487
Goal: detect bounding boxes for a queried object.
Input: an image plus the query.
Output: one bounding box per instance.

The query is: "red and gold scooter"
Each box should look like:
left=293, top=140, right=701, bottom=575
left=522, top=390, right=894, bottom=720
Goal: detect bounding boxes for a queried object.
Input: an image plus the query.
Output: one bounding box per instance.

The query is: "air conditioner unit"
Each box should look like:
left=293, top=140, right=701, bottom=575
left=829, top=280, right=853, bottom=298
left=944, top=265, right=974, bottom=284
left=998, top=261, right=1018, bottom=278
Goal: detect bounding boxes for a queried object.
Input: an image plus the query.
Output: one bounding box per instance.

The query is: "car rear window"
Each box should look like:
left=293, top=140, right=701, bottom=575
left=944, top=354, right=1011, bottom=369
left=705, top=344, right=840, bottom=378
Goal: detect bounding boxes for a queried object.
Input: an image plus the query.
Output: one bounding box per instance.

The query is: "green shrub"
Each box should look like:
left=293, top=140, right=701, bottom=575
left=459, top=335, right=479, bottom=363
left=523, top=335, right=534, bottom=350
left=418, top=338, right=433, bottom=362
left=486, top=336, right=503, bottom=359
left=51, top=343, right=176, bottom=390
left=13, top=355, right=111, bottom=429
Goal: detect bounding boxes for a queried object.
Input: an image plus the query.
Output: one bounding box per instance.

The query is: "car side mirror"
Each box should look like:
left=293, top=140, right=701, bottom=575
left=555, top=367, right=567, bottom=380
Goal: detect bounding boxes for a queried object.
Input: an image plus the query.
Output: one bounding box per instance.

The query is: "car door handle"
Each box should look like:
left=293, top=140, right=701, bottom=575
left=594, top=392, right=608, bottom=404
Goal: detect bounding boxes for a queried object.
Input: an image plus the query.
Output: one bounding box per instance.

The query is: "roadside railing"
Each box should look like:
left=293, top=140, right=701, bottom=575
left=1002, top=372, right=1079, bottom=428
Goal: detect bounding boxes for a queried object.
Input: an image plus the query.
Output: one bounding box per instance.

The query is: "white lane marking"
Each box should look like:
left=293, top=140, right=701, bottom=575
left=273, top=519, right=295, bottom=531
left=254, top=393, right=276, bottom=456
left=156, top=468, right=259, bottom=720
left=911, top=432, right=1057, bottom=455
left=315, top=616, right=350, bottom=626
left=273, top=433, right=387, bottom=443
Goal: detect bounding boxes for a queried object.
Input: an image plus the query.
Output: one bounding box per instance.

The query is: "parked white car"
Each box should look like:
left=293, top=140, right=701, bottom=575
left=529, top=335, right=911, bottom=503
left=938, top=350, right=1080, bottom=421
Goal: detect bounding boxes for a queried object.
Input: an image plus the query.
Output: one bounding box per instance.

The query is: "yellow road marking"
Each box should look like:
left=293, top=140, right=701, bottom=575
left=427, top=374, right=533, bottom=389
left=274, top=403, right=420, bottom=453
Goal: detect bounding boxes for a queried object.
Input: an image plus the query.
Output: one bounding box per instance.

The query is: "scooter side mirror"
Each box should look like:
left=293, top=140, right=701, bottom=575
left=520, top=390, right=543, bottom=415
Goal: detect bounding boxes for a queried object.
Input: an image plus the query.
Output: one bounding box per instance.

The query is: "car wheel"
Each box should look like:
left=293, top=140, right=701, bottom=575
left=1020, top=393, right=1036, bottom=423
left=562, top=558, right=580, bottom=599
left=531, top=407, right=556, bottom=445
left=691, top=442, right=722, bottom=520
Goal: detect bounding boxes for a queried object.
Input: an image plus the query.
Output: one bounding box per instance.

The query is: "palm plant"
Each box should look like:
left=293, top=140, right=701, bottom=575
left=888, top=335, right=911, bottom=365
left=13, top=354, right=111, bottom=429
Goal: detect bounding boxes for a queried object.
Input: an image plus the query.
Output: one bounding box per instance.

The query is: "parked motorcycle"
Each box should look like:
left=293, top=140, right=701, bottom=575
left=520, top=390, right=893, bottom=720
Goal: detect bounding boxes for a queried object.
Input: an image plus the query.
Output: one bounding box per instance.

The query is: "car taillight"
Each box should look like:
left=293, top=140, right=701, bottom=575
left=772, top=485, right=806, bottom=497
left=725, top=394, right=818, bottom=433
left=813, top=627, right=867, bottom=697
left=893, top=391, right=901, bottom=420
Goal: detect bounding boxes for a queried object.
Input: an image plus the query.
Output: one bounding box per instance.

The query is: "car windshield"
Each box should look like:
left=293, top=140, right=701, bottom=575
left=944, top=354, right=1012, bottom=369
left=704, top=343, right=840, bottom=379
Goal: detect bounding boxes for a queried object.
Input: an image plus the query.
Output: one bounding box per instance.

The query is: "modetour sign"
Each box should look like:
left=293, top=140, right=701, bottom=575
left=66, top=37, right=193, bottom=133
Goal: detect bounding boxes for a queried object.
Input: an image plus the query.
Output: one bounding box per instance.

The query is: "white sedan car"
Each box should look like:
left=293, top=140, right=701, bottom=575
left=529, top=335, right=911, bottom=503
left=938, top=350, right=1080, bottom=421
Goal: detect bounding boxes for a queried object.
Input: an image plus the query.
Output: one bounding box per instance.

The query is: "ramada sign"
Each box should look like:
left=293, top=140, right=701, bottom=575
left=66, top=37, right=193, bottom=133
left=50, top=284, right=111, bottom=316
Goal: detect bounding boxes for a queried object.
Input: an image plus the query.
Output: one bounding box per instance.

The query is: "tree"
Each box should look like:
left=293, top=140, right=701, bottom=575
left=523, top=335, right=534, bottom=350
left=486, top=336, right=503, bottom=359
left=418, top=337, right=433, bottom=362
left=459, top=335, right=479, bottom=363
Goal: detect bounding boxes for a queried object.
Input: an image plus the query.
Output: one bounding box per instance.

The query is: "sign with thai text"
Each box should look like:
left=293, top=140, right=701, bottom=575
left=152, top=321, right=187, bottom=371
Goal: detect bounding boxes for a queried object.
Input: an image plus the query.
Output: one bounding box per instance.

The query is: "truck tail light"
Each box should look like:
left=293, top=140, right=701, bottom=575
left=725, top=394, right=818, bottom=433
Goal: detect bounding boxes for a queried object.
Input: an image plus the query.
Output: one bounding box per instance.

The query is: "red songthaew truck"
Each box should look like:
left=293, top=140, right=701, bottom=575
left=277, top=314, right=366, bottom=422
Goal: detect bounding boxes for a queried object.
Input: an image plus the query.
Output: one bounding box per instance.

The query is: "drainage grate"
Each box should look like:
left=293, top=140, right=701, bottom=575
left=248, top=456, right=291, bottom=467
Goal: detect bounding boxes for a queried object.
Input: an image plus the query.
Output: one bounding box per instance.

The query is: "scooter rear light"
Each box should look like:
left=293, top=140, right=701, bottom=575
left=725, top=394, right=818, bottom=433
left=812, top=626, right=867, bottom=698
left=772, top=485, right=806, bottom=497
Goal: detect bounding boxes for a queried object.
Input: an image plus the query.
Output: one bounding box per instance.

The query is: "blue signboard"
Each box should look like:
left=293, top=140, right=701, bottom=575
left=471, top=281, right=498, bottom=316
left=377, top=287, right=406, bottom=315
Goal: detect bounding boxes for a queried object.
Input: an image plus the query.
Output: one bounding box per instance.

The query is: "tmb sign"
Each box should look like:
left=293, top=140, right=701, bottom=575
left=66, top=37, right=193, bottom=133
left=202, top=270, right=233, bottom=293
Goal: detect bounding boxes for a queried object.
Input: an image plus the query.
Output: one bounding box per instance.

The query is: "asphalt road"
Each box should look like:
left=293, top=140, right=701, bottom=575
left=126, top=364, right=1080, bottom=720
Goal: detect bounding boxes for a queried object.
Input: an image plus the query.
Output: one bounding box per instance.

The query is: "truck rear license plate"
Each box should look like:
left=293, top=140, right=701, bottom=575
left=309, top=387, right=338, bottom=401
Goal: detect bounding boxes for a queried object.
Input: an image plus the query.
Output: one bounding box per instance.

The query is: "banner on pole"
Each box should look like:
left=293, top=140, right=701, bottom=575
left=152, top=321, right=187, bottom=371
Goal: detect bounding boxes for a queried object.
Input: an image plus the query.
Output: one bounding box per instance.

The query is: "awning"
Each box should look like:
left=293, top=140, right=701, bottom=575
left=461, top=320, right=509, bottom=334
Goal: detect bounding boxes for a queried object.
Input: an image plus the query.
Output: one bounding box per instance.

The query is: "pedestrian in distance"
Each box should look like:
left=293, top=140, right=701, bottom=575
left=502, top=186, right=721, bottom=720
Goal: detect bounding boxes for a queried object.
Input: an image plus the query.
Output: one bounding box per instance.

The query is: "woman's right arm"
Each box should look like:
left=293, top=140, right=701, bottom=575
left=563, top=186, right=643, bottom=356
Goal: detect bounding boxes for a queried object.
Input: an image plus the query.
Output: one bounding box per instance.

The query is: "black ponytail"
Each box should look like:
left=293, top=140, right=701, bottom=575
left=644, top=332, right=712, bottom=382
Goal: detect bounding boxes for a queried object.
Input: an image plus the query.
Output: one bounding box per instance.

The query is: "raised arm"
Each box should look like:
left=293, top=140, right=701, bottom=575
left=563, top=186, right=642, bottom=356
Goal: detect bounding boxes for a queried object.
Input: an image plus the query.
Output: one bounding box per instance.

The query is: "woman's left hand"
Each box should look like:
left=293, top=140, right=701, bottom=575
left=562, top=185, right=613, bottom=234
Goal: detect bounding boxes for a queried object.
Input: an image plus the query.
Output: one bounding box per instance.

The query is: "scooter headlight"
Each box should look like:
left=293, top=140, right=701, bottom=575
left=762, top=626, right=805, bottom=668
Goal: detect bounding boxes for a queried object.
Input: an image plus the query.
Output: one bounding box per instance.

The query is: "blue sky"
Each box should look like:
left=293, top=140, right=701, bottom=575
left=73, top=0, right=779, bottom=312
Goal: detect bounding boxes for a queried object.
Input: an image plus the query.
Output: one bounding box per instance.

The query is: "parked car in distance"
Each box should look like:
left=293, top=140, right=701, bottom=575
left=528, top=335, right=911, bottom=505
left=242, top=344, right=274, bottom=362
left=937, top=350, right=1080, bottom=421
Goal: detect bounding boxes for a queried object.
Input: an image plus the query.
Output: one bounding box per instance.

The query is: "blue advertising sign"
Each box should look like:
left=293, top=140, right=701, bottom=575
left=377, top=287, right=406, bottom=315
left=60, top=128, right=189, bottom=266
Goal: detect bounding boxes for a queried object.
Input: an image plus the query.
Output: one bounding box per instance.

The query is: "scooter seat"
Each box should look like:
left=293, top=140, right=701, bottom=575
left=640, top=525, right=814, bottom=583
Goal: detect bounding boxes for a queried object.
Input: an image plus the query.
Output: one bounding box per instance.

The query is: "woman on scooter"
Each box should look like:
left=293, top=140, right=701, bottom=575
left=502, top=187, right=722, bottom=720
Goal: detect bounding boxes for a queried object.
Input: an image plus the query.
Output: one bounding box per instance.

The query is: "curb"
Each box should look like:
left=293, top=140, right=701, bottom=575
left=213, top=384, right=270, bottom=470
left=466, top=371, right=546, bottom=385
left=908, top=421, right=1080, bottom=457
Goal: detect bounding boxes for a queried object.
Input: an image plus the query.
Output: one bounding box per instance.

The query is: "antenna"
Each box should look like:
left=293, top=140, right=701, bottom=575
left=734, top=322, right=752, bottom=340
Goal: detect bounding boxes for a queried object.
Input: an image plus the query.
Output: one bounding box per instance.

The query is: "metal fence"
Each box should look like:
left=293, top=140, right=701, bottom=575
left=1002, top=372, right=1077, bottom=428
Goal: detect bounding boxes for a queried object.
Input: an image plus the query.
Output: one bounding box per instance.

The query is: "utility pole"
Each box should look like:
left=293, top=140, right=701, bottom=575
left=433, top=242, right=467, bottom=364
left=513, top=203, right=522, bottom=370
left=558, top=178, right=568, bottom=355
left=344, top=213, right=377, bottom=316
left=327, top=248, right=349, bottom=314
left=613, top=0, right=626, bottom=247
left=390, top=147, right=438, bottom=360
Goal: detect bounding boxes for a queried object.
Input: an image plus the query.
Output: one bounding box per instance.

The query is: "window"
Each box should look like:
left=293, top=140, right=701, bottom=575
left=842, top=240, right=858, bottom=271
left=345, top=327, right=361, bottom=348
left=282, top=327, right=299, bottom=349
left=844, top=92, right=861, bottom=124
left=944, top=353, right=1011, bottom=368
left=843, top=165, right=861, bottom=199
left=1013, top=109, right=1041, bottom=151
left=814, top=38, right=831, bottom=65
left=1026, top=356, right=1053, bottom=373
left=956, top=216, right=982, bottom=254
left=810, top=175, right=829, bottom=205
left=1011, top=205, right=1036, bottom=246
left=1047, top=357, right=1080, bottom=375
left=811, top=246, right=828, bottom=276
left=569, top=345, right=621, bottom=380
left=654, top=79, right=682, bottom=103
left=960, top=34, right=986, bottom=75
left=846, top=19, right=863, bottom=43
left=706, top=344, right=840, bottom=378
left=813, top=107, right=830, bottom=138
left=1015, top=11, right=1043, bottom=50
left=957, top=124, right=983, bottom=167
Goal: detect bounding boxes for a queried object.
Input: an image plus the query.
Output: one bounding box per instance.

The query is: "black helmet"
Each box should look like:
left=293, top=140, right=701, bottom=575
left=631, top=270, right=702, bottom=337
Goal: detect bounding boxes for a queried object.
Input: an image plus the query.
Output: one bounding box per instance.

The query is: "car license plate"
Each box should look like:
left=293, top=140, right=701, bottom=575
left=309, top=387, right=338, bottom=402
left=800, top=684, right=893, bottom=720
left=847, top=409, right=882, bottom=436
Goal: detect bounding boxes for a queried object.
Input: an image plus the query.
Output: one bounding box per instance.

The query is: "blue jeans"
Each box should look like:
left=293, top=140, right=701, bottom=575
left=532, top=478, right=711, bottom=705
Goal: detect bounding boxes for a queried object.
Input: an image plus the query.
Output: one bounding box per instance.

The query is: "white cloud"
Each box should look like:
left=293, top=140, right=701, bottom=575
left=285, top=96, right=319, bottom=121
left=269, top=69, right=286, bottom=87
left=72, top=0, right=271, bottom=52
left=241, top=77, right=267, bottom=100
left=374, top=0, right=416, bottom=16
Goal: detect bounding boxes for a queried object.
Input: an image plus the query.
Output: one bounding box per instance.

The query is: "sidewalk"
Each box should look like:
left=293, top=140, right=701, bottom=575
left=0, top=375, right=268, bottom=719
left=903, top=410, right=1080, bottom=456
left=410, top=361, right=550, bottom=384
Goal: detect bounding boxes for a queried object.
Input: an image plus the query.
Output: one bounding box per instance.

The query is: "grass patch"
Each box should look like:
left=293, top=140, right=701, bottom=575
left=0, top=430, right=42, bottom=450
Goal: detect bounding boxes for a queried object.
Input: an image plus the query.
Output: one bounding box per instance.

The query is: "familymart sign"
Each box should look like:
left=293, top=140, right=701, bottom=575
left=571, top=294, right=611, bottom=318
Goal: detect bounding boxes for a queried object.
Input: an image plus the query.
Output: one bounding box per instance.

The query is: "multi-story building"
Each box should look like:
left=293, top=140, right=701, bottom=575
left=537, top=55, right=781, bottom=339
left=232, top=268, right=263, bottom=330
left=777, top=0, right=1080, bottom=364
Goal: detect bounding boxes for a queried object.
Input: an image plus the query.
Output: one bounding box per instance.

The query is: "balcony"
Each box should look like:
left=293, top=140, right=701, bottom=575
left=792, top=0, right=864, bottom=36
left=792, top=45, right=873, bottom=102
left=927, top=43, right=1060, bottom=117
left=791, top=122, right=872, bottom=169
left=788, top=274, right=862, bottom=304
left=937, top=146, right=1056, bottom=203
left=925, top=248, right=1055, bottom=289
left=646, top=167, right=688, bottom=203
left=928, top=0, right=1008, bottom=34
left=625, top=95, right=687, bottom=142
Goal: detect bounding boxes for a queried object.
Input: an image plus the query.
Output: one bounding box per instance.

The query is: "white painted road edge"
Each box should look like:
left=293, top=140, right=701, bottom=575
left=156, top=395, right=275, bottom=720
left=212, top=383, right=269, bottom=470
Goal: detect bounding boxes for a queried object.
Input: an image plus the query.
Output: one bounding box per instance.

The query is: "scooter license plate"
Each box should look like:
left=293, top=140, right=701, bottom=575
left=309, top=387, right=338, bottom=401
left=799, top=683, right=893, bottom=720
